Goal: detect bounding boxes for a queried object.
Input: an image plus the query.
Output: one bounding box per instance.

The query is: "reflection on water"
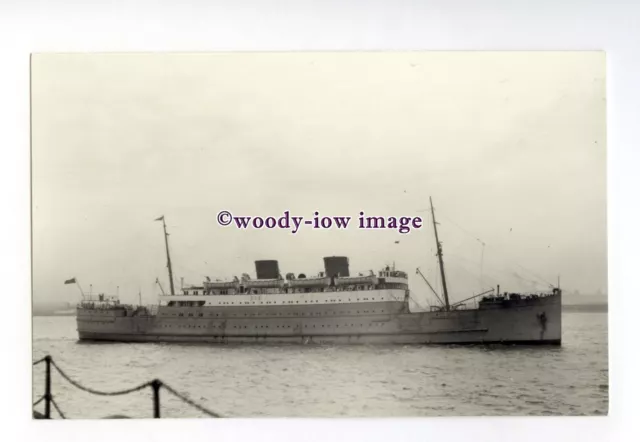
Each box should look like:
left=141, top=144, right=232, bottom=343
left=32, top=312, right=608, bottom=418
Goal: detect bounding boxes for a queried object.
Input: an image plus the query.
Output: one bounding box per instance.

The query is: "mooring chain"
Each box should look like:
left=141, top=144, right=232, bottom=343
left=51, top=359, right=153, bottom=396
left=161, top=383, right=223, bottom=418
left=33, top=357, right=47, bottom=366
left=35, top=356, right=225, bottom=418
left=50, top=397, right=66, bottom=419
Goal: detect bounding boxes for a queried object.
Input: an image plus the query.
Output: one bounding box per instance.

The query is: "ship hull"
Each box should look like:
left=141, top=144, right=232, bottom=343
left=77, top=292, right=561, bottom=345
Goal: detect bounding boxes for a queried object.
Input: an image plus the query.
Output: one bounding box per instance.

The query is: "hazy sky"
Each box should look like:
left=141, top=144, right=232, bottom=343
left=31, top=52, right=606, bottom=306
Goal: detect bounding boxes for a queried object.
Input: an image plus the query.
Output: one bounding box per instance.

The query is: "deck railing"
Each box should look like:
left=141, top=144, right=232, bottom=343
left=32, top=355, right=223, bottom=419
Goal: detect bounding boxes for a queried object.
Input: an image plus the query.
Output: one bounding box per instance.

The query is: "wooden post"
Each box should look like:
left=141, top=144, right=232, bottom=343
left=151, top=380, right=161, bottom=418
left=44, top=356, right=52, bottom=419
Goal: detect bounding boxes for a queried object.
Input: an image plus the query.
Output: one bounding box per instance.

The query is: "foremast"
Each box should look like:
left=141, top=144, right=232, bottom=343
left=156, top=216, right=176, bottom=296
left=430, top=197, right=450, bottom=311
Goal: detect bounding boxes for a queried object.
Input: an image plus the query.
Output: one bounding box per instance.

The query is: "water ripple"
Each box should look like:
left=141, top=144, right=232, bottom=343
left=32, top=312, right=608, bottom=418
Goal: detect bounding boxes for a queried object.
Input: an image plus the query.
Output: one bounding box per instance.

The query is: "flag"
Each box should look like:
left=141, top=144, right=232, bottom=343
left=155, top=216, right=164, bottom=221
left=64, top=278, right=76, bottom=284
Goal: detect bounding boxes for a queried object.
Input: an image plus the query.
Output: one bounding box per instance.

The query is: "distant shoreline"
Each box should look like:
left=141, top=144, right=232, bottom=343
left=33, top=312, right=76, bottom=317
left=562, top=304, right=608, bottom=313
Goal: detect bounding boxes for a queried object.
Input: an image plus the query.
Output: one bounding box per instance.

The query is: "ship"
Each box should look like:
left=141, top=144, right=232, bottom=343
left=74, top=198, right=561, bottom=345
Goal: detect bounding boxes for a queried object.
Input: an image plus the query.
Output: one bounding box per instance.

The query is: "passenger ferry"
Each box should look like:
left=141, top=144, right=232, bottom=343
left=75, top=199, right=561, bottom=345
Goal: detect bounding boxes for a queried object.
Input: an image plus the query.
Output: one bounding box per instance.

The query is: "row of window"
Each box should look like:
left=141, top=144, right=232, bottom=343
left=157, top=323, right=388, bottom=330
left=181, top=297, right=392, bottom=306
left=187, top=285, right=402, bottom=296
left=185, top=285, right=408, bottom=296
left=164, top=309, right=388, bottom=318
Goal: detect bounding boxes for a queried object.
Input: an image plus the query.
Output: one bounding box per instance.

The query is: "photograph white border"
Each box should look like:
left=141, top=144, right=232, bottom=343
left=1, top=1, right=638, bottom=441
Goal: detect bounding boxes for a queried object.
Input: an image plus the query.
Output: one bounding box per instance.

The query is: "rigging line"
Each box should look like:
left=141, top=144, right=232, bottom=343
left=437, top=211, right=486, bottom=246
left=408, top=285, right=433, bottom=311
left=493, top=252, right=554, bottom=288
left=416, top=268, right=444, bottom=306
left=487, top=244, right=554, bottom=287
left=496, top=253, right=552, bottom=287
left=434, top=258, right=441, bottom=301
left=480, top=242, right=485, bottom=292
left=437, top=211, right=554, bottom=287
left=456, top=251, right=550, bottom=288
left=446, top=254, right=516, bottom=287
left=33, top=396, right=45, bottom=407
left=410, top=297, right=431, bottom=312
left=447, top=251, right=496, bottom=275
left=444, top=252, right=503, bottom=290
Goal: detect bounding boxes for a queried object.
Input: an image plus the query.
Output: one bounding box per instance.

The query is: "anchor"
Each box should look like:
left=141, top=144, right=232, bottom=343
left=537, top=311, right=548, bottom=339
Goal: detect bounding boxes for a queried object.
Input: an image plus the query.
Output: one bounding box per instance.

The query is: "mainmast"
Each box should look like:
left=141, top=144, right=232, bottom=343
left=430, top=197, right=450, bottom=311
left=156, top=216, right=176, bottom=296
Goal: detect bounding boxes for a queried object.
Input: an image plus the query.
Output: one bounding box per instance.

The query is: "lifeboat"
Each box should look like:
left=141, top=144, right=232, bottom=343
left=335, top=275, right=378, bottom=286
left=204, top=280, right=239, bottom=290
left=243, top=278, right=285, bottom=289
left=288, top=277, right=330, bottom=288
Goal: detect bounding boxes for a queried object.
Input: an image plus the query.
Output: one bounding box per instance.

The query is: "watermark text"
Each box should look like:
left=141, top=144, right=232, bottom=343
left=216, top=210, right=422, bottom=234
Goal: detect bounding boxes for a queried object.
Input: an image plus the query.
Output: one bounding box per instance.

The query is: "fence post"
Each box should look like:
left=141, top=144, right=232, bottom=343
left=44, top=356, right=52, bottom=419
left=151, top=380, right=161, bottom=418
